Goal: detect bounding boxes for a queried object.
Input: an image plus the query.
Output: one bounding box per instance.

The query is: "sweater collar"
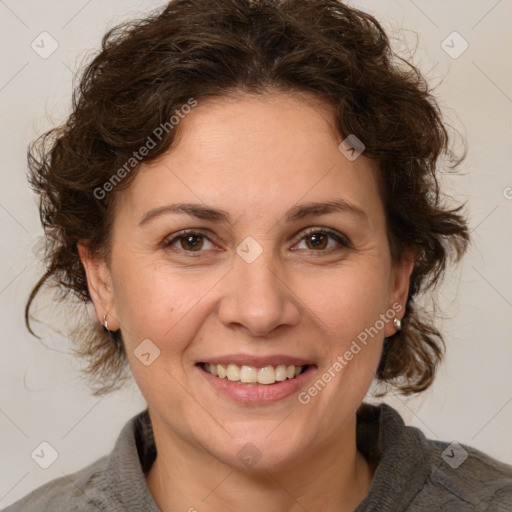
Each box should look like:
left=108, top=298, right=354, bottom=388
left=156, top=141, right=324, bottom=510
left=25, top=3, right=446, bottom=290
left=105, top=410, right=160, bottom=511
left=354, top=402, right=431, bottom=511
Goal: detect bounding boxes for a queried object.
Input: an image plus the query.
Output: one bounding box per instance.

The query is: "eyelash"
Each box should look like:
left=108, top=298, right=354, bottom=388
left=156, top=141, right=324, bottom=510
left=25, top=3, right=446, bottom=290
left=162, top=227, right=351, bottom=255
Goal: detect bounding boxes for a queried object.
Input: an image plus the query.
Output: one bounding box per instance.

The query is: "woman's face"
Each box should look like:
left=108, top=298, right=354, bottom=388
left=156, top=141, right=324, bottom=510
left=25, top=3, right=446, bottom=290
left=81, top=91, right=413, bottom=471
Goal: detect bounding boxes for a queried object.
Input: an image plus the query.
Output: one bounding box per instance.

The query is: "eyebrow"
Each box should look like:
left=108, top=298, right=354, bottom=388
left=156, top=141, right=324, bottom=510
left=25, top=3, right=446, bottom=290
left=138, top=199, right=368, bottom=227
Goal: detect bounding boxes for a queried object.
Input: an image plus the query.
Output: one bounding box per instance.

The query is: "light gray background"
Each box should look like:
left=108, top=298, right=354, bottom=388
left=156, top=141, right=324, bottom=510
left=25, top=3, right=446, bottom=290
left=1, top=0, right=511, bottom=507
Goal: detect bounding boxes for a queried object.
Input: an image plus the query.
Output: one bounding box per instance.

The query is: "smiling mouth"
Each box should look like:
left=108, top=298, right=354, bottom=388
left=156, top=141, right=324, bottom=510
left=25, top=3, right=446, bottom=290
left=199, top=362, right=310, bottom=385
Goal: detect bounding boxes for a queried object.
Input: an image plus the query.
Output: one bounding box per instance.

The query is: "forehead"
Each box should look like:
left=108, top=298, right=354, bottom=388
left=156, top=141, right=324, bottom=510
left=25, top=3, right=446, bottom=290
left=115, top=91, right=383, bottom=229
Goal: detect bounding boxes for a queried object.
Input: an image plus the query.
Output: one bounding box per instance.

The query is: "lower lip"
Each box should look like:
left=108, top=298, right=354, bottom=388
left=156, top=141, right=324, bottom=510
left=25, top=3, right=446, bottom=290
left=196, top=364, right=316, bottom=405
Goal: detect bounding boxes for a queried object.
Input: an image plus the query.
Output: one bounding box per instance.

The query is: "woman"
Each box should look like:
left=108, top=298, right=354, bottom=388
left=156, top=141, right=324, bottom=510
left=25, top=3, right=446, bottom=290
left=7, top=0, right=512, bottom=510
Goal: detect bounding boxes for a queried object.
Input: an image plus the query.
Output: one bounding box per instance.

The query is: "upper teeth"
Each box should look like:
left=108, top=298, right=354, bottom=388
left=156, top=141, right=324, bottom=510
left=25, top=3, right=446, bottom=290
left=204, top=363, right=304, bottom=385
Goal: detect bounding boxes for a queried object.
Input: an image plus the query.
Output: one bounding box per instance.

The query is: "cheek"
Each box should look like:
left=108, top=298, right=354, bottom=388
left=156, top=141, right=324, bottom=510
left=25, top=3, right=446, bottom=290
left=296, top=269, right=389, bottom=425
left=112, top=257, right=219, bottom=351
left=301, top=263, right=391, bottom=342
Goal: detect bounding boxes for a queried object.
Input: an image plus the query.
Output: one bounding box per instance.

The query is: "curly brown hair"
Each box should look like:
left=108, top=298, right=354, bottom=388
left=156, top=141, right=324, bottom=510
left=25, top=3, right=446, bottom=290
left=25, top=0, right=470, bottom=395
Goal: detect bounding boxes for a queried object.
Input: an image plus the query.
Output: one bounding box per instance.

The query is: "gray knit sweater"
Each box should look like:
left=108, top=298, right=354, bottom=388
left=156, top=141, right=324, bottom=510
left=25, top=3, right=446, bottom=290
left=4, top=403, right=512, bottom=511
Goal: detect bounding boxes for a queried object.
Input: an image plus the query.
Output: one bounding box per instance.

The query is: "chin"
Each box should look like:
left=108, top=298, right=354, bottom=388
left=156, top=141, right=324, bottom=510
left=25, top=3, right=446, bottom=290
left=212, top=431, right=305, bottom=473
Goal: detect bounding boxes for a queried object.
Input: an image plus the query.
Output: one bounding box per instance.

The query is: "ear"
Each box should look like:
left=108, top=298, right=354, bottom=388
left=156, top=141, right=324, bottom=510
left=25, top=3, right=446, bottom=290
left=77, top=242, right=120, bottom=331
left=384, top=247, right=415, bottom=337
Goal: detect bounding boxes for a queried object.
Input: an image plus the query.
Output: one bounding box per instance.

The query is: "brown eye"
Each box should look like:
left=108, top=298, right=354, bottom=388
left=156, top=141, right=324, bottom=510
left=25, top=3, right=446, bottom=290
left=179, top=234, right=204, bottom=251
left=305, top=232, right=328, bottom=250
left=295, top=228, right=350, bottom=252
left=163, top=231, right=214, bottom=252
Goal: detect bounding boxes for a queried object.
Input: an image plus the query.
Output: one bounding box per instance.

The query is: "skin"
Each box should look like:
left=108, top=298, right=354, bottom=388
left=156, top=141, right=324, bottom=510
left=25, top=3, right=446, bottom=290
left=79, top=91, right=414, bottom=512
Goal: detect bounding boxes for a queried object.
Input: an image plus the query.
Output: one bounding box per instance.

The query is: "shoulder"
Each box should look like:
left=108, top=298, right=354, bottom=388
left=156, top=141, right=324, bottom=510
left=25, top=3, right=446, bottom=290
left=3, top=410, right=157, bottom=512
left=415, top=438, right=512, bottom=511
left=358, top=403, right=512, bottom=511
left=3, top=455, right=111, bottom=512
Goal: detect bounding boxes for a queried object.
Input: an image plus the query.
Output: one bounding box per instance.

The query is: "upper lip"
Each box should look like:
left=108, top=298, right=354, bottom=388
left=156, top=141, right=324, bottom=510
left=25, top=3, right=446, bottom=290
left=198, top=354, right=315, bottom=367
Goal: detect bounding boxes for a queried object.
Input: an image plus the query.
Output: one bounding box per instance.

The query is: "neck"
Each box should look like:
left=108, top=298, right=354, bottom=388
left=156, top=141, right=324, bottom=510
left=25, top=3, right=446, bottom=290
left=146, top=412, right=374, bottom=512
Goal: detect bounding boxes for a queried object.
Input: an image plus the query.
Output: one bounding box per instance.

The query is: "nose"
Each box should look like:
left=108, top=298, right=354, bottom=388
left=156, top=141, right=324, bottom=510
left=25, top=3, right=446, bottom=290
left=217, top=249, right=300, bottom=337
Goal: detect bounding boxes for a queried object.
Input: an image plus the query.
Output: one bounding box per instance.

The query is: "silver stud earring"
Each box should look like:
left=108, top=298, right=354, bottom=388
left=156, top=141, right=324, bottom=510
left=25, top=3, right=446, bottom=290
left=393, top=317, right=402, bottom=331
left=103, top=313, right=109, bottom=331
